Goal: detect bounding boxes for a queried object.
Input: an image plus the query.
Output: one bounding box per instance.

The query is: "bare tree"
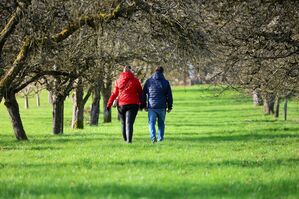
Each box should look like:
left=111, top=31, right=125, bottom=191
left=0, top=0, right=208, bottom=139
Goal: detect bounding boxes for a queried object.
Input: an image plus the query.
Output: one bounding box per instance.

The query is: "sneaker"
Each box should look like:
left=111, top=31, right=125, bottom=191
left=152, top=138, right=157, bottom=144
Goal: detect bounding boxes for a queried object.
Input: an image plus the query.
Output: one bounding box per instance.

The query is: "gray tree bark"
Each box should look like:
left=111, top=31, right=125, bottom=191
left=24, top=95, right=29, bottom=109
left=252, top=90, right=263, bottom=106
left=48, top=91, right=53, bottom=104
left=72, top=79, right=84, bottom=129
left=90, top=82, right=101, bottom=126
left=263, top=95, right=275, bottom=115
left=36, top=92, right=40, bottom=107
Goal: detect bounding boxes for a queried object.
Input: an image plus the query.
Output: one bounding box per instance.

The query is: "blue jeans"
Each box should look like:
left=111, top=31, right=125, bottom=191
left=148, top=109, right=166, bottom=141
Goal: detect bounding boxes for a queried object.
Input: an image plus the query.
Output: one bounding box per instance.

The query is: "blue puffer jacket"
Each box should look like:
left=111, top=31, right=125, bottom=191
left=142, top=72, right=173, bottom=109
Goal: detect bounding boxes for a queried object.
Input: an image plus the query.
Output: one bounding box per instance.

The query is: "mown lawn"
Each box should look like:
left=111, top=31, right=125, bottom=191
left=0, top=85, right=298, bottom=199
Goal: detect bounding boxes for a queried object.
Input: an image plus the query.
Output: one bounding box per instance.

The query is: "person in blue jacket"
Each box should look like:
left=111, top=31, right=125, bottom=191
left=142, top=66, right=173, bottom=143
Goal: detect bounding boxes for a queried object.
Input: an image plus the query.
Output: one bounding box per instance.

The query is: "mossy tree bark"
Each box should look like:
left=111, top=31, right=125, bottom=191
left=4, top=92, right=28, bottom=140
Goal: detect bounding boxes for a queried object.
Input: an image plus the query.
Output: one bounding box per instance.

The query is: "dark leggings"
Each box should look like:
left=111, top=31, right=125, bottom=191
left=117, top=104, right=139, bottom=143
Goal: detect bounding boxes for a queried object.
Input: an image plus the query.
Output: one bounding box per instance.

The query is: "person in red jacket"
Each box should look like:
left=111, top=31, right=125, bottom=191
left=106, top=66, right=142, bottom=143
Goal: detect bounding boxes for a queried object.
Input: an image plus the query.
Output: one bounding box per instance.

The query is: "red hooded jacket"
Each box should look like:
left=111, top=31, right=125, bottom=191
left=107, top=71, right=142, bottom=108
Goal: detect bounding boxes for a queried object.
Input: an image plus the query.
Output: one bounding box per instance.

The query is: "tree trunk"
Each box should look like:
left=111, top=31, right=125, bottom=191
left=48, top=91, right=53, bottom=104
left=102, top=91, right=111, bottom=123
left=263, top=95, right=275, bottom=115
left=284, top=97, right=288, bottom=121
left=252, top=90, right=263, bottom=106
left=72, top=79, right=84, bottom=129
left=52, top=95, right=64, bottom=134
left=102, top=81, right=112, bottom=123
left=36, top=92, right=40, bottom=107
left=274, top=97, right=280, bottom=118
left=90, top=84, right=101, bottom=126
left=24, top=95, right=29, bottom=109
left=4, top=93, right=28, bottom=140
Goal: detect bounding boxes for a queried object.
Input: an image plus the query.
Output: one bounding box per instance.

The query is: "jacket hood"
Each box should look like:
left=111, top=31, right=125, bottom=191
left=118, top=71, right=134, bottom=89
left=152, top=71, right=165, bottom=80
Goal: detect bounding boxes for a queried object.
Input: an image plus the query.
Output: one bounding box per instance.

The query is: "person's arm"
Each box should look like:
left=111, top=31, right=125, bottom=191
left=141, top=80, right=148, bottom=109
left=107, top=81, right=119, bottom=110
left=136, top=79, right=143, bottom=104
left=166, top=81, right=173, bottom=111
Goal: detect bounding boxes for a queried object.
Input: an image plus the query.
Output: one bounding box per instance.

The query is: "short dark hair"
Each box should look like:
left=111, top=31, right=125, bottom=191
left=155, top=66, right=164, bottom=73
left=123, top=65, right=132, bottom=72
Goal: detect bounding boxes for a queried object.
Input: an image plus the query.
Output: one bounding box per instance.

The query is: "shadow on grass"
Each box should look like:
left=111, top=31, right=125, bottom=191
left=1, top=156, right=297, bottom=170
left=169, top=120, right=299, bottom=128
left=172, top=107, right=255, bottom=115
left=169, top=133, right=299, bottom=143
left=0, top=178, right=297, bottom=199
left=0, top=145, right=62, bottom=151
left=0, top=134, right=123, bottom=150
left=170, top=122, right=243, bottom=128
left=212, top=158, right=299, bottom=168
left=0, top=134, right=15, bottom=138
left=176, top=127, right=299, bottom=136
left=109, top=158, right=299, bottom=169
left=2, top=131, right=298, bottom=150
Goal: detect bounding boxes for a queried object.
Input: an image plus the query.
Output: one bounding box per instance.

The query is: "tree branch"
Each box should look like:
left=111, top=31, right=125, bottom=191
left=50, top=2, right=136, bottom=43
left=83, top=86, right=92, bottom=105
left=0, top=0, right=31, bottom=57
left=0, top=1, right=138, bottom=103
left=14, top=73, right=42, bottom=93
left=0, top=36, right=32, bottom=95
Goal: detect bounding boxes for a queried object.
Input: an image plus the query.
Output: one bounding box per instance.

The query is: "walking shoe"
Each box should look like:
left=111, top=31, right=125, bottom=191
left=152, top=138, right=157, bottom=144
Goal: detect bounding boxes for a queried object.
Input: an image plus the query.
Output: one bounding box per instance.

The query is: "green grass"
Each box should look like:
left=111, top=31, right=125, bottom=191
left=0, top=85, right=298, bottom=199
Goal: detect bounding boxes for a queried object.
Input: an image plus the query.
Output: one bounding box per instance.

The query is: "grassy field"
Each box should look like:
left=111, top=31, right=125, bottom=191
left=0, top=85, right=298, bottom=199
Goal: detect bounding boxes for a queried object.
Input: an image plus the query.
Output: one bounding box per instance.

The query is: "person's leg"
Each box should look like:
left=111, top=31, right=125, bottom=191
left=148, top=109, right=157, bottom=142
left=125, top=105, right=139, bottom=143
left=157, top=109, right=166, bottom=141
left=117, top=106, right=127, bottom=141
